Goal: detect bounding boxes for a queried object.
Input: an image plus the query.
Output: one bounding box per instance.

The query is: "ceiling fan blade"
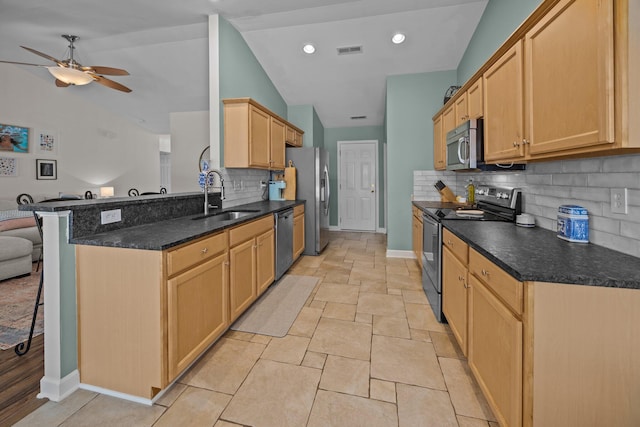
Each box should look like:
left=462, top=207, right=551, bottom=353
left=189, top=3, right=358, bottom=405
left=20, top=46, right=64, bottom=66
left=55, top=79, right=70, bottom=87
left=81, top=66, right=129, bottom=76
left=0, top=59, right=47, bottom=67
left=93, top=75, right=132, bottom=93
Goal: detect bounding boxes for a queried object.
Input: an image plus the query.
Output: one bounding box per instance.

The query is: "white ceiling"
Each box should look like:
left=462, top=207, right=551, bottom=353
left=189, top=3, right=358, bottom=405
left=0, top=0, right=487, bottom=134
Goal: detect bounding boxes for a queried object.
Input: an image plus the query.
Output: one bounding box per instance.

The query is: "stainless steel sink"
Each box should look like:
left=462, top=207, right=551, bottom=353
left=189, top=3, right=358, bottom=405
left=192, top=209, right=259, bottom=221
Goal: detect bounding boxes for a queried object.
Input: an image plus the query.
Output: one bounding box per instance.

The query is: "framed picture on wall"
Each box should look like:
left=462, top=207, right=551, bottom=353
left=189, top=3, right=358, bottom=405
left=36, top=159, right=57, bottom=180
left=0, top=157, right=18, bottom=177
left=36, top=129, right=59, bottom=155
left=0, top=123, right=29, bottom=153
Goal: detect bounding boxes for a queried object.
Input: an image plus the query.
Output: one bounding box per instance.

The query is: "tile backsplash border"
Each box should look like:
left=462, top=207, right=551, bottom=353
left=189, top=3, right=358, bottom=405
left=414, top=154, right=640, bottom=258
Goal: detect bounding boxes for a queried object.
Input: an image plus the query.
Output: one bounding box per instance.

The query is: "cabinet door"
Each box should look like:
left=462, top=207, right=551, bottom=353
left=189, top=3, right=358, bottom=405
left=293, top=213, right=305, bottom=260
left=525, top=0, right=614, bottom=156
left=167, top=252, right=229, bottom=381
left=285, top=126, right=296, bottom=145
left=467, top=79, right=483, bottom=119
left=249, top=105, right=271, bottom=168
left=484, top=41, right=525, bottom=162
left=442, top=104, right=456, bottom=137
left=270, top=117, right=286, bottom=169
left=295, top=130, right=303, bottom=147
left=412, top=213, right=422, bottom=268
left=256, top=228, right=275, bottom=295
left=433, top=114, right=445, bottom=170
left=442, top=247, right=468, bottom=355
left=455, top=92, right=469, bottom=125
left=229, top=238, right=257, bottom=321
left=468, top=275, right=523, bottom=427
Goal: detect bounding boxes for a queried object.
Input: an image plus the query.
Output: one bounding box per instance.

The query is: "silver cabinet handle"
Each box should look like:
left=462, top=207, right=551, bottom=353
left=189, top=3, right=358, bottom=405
left=201, top=247, right=208, bottom=254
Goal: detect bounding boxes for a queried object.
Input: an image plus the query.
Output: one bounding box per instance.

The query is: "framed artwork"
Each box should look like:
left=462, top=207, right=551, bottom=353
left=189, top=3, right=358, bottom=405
left=0, top=123, right=29, bottom=153
left=36, top=130, right=59, bottom=155
left=0, top=157, right=18, bottom=177
left=36, top=159, right=57, bottom=180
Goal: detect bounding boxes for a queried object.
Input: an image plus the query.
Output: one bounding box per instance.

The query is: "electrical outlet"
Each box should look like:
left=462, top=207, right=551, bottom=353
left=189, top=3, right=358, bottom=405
left=100, top=209, right=122, bottom=224
left=260, top=180, right=267, bottom=188
left=611, top=188, right=628, bottom=214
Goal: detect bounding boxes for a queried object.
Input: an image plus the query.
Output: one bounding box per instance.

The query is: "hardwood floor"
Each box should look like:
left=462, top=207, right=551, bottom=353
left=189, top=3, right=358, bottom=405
left=0, top=334, right=47, bottom=427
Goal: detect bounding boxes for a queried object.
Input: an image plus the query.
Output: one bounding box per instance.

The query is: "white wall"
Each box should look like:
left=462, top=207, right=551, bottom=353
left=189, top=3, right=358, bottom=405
left=169, top=111, right=209, bottom=194
left=0, top=65, right=160, bottom=200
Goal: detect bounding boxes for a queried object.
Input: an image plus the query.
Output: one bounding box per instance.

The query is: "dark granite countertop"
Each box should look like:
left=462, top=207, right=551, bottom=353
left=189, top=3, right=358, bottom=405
left=412, top=201, right=640, bottom=289
left=69, top=200, right=303, bottom=251
left=442, top=221, right=640, bottom=290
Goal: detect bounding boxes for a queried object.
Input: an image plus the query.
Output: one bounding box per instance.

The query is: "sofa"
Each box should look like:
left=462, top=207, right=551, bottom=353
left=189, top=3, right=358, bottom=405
left=0, top=199, right=41, bottom=262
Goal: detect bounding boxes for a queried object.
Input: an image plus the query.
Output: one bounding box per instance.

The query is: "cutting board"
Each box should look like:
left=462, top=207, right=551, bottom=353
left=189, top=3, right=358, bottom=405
left=283, top=160, right=297, bottom=200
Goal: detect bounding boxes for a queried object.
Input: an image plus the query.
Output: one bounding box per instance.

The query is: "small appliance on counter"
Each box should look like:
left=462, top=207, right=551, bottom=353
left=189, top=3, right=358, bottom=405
left=269, top=180, right=286, bottom=201
left=516, top=213, right=536, bottom=227
left=557, top=205, right=589, bottom=242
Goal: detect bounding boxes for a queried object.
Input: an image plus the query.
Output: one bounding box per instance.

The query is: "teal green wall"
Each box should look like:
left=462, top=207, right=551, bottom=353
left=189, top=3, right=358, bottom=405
left=288, top=105, right=325, bottom=149
left=218, top=16, right=287, bottom=159
left=324, top=126, right=386, bottom=228
left=457, top=0, right=543, bottom=83
left=386, top=71, right=456, bottom=250
left=59, top=217, right=77, bottom=376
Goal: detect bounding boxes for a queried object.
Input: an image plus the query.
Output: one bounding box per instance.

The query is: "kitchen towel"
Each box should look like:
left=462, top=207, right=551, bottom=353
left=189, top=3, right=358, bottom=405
left=283, top=160, right=296, bottom=200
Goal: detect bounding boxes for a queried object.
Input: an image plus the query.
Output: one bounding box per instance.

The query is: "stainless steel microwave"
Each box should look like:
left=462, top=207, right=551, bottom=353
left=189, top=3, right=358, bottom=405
left=445, top=119, right=482, bottom=171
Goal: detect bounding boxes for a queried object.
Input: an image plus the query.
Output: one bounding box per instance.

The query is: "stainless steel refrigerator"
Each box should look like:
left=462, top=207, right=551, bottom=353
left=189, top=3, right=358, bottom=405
left=286, top=147, right=330, bottom=255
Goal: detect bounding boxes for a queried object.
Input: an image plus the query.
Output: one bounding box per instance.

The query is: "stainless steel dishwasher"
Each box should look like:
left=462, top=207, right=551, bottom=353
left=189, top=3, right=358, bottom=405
left=275, top=208, right=294, bottom=280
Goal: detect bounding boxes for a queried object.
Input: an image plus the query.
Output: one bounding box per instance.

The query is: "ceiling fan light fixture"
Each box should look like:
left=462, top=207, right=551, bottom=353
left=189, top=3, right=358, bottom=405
left=391, top=33, right=406, bottom=44
left=302, top=44, right=316, bottom=54
left=47, top=66, right=94, bottom=86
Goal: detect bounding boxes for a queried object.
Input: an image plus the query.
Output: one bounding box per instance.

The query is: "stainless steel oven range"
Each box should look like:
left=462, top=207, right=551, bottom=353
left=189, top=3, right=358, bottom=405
left=421, top=185, right=522, bottom=322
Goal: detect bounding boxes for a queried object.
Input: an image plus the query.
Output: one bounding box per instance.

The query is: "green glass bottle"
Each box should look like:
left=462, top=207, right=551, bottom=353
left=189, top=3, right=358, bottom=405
left=467, top=179, right=475, bottom=204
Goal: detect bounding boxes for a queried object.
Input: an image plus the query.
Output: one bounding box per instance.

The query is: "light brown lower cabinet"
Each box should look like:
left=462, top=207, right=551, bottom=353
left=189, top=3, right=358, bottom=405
left=293, top=204, right=305, bottom=260
left=411, top=206, right=423, bottom=268
left=442, top=247, right=468, bottom=356
left=76, top=213, right=281, bottom=400
left=229, top=215, right=275, bottom=322
left=442, top=234, right=640, bottom=427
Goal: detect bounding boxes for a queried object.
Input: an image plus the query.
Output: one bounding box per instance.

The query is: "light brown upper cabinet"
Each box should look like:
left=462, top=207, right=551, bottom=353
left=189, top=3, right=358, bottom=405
left=433, top=0, right=639, bottom=166
left=483, top=41, right=526, bottom=162
left=454, top=91, right=469, bottom=126
left=433, top=114, right=445, bottom=170
left=524, top=0, right=615, bottom=157
left=224, top=98, right=304, bottom=170
left=467, top=79, right=483, bottom=120
left=286, top=126, right=304, bottom=147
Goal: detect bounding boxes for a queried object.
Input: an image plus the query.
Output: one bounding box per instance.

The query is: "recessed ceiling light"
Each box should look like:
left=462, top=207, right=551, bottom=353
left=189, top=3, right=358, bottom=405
left=391, top=33, right=406, bottom=44
left=303, top=44, right=316, bottom=54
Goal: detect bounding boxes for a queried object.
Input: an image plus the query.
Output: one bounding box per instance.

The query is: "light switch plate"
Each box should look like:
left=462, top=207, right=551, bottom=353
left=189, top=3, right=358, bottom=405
left=610, top=188, right=628, bottom=214
left=101, top=209, right=122, bottom=224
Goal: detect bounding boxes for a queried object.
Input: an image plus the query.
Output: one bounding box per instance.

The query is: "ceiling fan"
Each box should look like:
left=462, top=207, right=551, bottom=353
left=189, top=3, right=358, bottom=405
left=0, top=34, right=131, bottom=93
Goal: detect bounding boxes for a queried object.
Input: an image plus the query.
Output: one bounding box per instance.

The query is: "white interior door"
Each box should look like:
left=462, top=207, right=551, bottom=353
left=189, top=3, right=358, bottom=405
left=338, top=140, right=377, bottom=231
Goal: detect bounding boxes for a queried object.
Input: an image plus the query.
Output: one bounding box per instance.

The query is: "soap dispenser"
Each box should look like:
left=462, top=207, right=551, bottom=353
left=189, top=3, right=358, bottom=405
left=466, top=179, right=475, bottom=204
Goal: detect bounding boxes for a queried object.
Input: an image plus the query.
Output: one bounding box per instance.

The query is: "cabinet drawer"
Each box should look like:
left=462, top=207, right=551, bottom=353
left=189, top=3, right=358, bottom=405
left=293, top=204, right=305, bottom=217
left=443, top=228, right=468, bottom=265
left=229, top=215, right=274, bottom=247
left=469, top=248, right=523, bottom=316
left=166, top=232, right=227, bottom=277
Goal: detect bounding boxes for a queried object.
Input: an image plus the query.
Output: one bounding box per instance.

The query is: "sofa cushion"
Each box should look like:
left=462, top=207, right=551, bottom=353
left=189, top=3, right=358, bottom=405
left=0, top=236, right=33, bottom=261
left=0, top=216, right=36, bottom=231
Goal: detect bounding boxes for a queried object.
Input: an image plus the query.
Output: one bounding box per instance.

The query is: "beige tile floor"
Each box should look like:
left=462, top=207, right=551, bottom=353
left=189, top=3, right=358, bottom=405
left=16, top=231, right=497, bottom=427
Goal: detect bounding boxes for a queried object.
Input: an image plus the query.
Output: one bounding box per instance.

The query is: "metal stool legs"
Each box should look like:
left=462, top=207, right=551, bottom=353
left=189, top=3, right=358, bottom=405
left=15, top=267, right=44, bottom=356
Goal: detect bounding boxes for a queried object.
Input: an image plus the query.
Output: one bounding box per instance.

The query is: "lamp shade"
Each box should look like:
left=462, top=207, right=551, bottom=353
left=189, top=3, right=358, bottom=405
left=99, top=186, right=114, bottom=198
left=47, top=66, right=94, bottom=86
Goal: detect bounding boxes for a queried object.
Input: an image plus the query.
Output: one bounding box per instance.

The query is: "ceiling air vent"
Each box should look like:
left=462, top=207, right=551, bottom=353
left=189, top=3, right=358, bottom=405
left=350, top=115, right=367, bottom=120
left=337, top=45, right=363, bottom=55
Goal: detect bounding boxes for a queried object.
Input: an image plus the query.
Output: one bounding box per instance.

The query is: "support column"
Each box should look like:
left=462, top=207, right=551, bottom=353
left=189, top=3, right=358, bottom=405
left=37, top=211, right=79, bottom=402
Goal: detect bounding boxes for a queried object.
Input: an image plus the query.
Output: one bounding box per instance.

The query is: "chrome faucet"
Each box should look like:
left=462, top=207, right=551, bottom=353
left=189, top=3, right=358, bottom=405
left=204, top=169, right=225, bottom=215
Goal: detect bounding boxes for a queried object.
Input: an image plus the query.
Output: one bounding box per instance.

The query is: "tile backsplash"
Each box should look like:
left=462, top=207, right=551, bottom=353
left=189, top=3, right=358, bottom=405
left=218, top=168, right=270, bottom=207
left=414, top=154, right=640, bottom=258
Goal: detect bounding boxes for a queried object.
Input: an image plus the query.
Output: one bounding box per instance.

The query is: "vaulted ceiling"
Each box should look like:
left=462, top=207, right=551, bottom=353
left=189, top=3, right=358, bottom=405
left=0, top=0, right=487, bottom=134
